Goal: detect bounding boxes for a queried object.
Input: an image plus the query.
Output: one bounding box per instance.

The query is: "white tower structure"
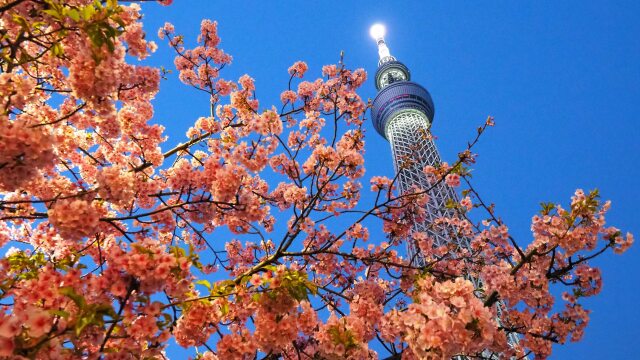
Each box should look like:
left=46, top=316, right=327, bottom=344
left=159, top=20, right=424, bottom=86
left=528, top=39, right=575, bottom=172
left=369, top=24, right=523, bottom=359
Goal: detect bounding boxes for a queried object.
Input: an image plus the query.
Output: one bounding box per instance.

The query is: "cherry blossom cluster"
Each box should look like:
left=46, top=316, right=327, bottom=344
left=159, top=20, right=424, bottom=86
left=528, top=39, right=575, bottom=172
left=0, top=116, right=56, bottom=191
left=382, top=277, right=508, bottom=359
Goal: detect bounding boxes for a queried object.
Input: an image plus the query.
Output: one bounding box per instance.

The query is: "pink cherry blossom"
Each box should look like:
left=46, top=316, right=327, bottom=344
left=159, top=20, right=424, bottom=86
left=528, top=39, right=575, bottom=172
left=445, top=173, right=461, bottom=187
left=288, top=61, right=309, bottom=78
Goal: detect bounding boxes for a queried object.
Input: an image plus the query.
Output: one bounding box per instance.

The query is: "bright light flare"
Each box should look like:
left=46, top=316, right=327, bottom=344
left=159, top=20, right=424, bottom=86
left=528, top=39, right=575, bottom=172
left=369, top=24, right=386, bottom=40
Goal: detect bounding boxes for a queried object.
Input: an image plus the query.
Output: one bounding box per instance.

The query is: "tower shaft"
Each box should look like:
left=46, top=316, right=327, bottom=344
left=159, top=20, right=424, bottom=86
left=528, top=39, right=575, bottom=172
left=383, top=91, right=523, bottom=360
left=386, top=110, right=469, bottom=265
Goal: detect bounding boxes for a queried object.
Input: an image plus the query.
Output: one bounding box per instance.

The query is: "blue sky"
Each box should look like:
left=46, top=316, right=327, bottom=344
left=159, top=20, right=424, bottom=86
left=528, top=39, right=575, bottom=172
left=139, top=1, right=640, bottom=358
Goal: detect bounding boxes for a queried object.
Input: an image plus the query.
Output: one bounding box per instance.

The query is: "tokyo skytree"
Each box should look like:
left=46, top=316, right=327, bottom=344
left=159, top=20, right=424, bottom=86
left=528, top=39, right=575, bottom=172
left=369, top=24, right=469, bottom=265
left=368, top=24, right=522, bottom=358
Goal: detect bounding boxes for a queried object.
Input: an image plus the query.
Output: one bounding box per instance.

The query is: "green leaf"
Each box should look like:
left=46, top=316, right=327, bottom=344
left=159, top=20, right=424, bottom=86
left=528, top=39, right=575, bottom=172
left=11, top=15, right=30, bottom=30
left=75, top=313, right=95, bottom=336
left=540, top=202, right=555, bottom=215
left=112, top=15, right=126, bottom=29
left=42, top=9, right=62, bottom=20
left=51, top=42, right=64, bottom=57
left=306, top=281, right=318, bottom=296
left=67, top=8, right=80, bottom=22
left=81, top=4, right=96, bottom=20
left=196, top=279, right=211, bottom=290
left=192, top=258, right=203, bottom=271
left=59, top=286, right=86, bottom=310
left=212, top=280, right=235, bottom=296
left=159, top=312, right=173, bottom=327
left=93, top=303, right=117, bottom=319
left=170, top=246, right=186, bottom=257
left=328, top=325, right=358, bottom=350
left=220, top=302, right=229, bottom=316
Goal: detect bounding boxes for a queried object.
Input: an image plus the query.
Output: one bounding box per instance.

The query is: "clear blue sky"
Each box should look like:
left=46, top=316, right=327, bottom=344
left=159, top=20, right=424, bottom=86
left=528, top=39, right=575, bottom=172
left=140, top=1, right=640, bottom=358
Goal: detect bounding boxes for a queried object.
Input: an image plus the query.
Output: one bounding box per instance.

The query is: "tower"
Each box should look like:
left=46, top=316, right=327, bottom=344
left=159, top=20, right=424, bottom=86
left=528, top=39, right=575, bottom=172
left=369, top=25, right=523, bottom=358
left=369, top=24, right=469, bottom=265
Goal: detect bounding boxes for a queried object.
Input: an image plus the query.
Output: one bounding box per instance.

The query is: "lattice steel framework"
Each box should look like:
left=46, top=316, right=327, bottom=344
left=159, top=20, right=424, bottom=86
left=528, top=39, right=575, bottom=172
left=385, top=110, right=470, bottom=266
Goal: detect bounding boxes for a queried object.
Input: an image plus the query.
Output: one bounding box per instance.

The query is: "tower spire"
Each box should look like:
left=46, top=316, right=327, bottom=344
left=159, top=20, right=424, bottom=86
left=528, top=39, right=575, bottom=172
left=369, top=24, right=395, bottom=65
